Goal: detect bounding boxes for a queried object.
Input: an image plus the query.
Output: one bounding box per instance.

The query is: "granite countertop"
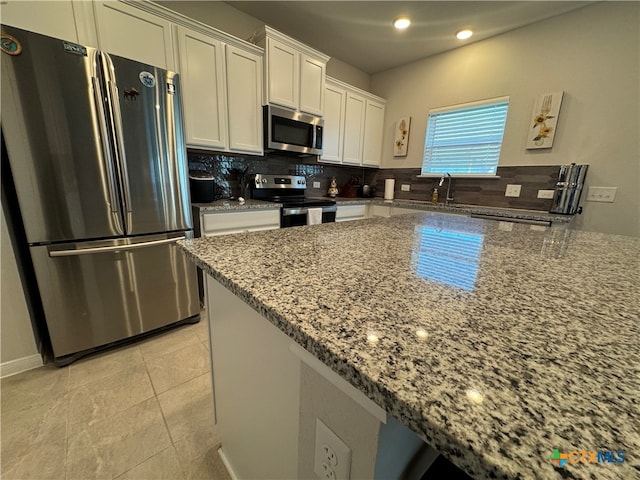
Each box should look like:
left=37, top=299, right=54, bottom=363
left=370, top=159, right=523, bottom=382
left=194, top=197, right=572, bottom=224
left=178, top=213, right=639, bottom=479
left=336, top=197, right=573, bottom=224
left=192, top=199, right=281, bottom=212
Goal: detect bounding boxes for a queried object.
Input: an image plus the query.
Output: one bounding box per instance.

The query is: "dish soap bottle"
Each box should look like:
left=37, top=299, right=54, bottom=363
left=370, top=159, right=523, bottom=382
left=431, top=188, right=439, bottom=203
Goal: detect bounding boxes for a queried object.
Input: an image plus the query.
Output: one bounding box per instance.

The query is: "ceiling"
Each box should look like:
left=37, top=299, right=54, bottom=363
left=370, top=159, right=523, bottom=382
left=225, top=1, right=592, bottom=74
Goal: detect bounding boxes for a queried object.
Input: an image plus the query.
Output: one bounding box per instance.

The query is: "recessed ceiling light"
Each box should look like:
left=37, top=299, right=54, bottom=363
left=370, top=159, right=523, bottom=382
left=393, top=17, right=411, bottom=30
left=456, top=29, right=473, bottom=40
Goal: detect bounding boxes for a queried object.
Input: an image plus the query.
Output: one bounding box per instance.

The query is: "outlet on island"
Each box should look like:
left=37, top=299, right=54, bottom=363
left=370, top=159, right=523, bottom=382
left=314, top=419, right=351, bottom=480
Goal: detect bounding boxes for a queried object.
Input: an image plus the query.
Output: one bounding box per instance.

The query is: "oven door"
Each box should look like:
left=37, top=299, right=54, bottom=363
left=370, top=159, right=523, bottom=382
left=281, top=206, right=337, bottom=228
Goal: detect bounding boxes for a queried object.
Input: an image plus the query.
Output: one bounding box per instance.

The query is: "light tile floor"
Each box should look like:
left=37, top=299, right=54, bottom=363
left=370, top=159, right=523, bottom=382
left=1, top=317, right=231, bottom=480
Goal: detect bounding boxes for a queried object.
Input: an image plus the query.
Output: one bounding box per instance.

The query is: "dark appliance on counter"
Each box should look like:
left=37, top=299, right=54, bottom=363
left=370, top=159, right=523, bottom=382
left=251, top=174, right=336, bottom=227
left=550, top=163, right=589, bottom=214
left=189, top=172, right=216, bottom=203
left=263, top=105, right=323, bottom=156
left=1, top=26, right=199, bottom=365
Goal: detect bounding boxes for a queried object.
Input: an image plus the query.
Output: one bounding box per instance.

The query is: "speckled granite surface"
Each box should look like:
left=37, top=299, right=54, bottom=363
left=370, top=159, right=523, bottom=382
left=178, top=214, right=639, bottom=479
left=192, top=199, right=281, bottom=212
left=336, top=197, right=573, bottom=224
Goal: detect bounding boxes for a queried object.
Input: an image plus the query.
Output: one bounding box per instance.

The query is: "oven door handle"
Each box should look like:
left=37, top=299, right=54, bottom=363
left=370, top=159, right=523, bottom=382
left=282, top=205, right=336, bottom=216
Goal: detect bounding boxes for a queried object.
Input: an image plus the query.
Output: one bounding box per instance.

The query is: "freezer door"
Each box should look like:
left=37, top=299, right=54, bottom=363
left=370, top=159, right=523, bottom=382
left=1, top=26, right=125, bottom=243
left=30, top=234, right=199, bottom=359
left=102, top=53, right=192, bottom=236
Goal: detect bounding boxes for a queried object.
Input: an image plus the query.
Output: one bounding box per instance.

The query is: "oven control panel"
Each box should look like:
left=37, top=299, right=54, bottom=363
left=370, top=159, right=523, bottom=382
left=254, top=174, right=306, bottom=189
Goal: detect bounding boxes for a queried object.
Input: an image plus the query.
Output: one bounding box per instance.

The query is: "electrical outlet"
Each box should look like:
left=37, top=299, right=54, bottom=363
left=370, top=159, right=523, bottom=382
left=314, top=419, right=351, bottom=480
left=586, top=186, right=617, bottom=203
left=505, top=184, right=522, bottom=197
left=313, top=181, right=321, bottom=189
left=401, top=184, right=411, bottom=192
left=537, top=189, right=555, bottom=199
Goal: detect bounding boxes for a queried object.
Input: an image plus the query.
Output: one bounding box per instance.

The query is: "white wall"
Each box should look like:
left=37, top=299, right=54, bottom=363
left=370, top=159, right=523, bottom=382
left=371, top=3, right=639, bottom=237
left=158, top=0, right=371, bottom=91
left=1, top=207, right=41, bottom=376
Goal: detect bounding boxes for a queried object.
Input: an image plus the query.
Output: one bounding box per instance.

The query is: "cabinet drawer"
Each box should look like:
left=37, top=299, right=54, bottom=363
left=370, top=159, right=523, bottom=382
left=336, top=204, right=368, bottom=222
left=202, top=209, right=280, bottom=236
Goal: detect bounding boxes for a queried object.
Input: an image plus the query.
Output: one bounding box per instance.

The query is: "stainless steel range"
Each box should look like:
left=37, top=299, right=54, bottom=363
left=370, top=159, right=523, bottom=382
left=251, top=174, right=336, bottom=227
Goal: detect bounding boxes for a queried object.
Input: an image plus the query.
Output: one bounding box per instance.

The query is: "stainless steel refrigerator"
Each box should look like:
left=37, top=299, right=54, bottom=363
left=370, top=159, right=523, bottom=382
left=1, top=26, right=199, bottom=365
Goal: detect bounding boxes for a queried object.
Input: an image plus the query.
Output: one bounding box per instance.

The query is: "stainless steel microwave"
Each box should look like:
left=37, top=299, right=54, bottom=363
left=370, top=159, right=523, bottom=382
left=263, top=105, right=323, bottom=156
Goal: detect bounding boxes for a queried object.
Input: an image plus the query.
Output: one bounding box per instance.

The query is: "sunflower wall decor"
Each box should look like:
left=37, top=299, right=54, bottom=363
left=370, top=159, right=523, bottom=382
left=394, top=117, right=411, bottom=157
left=526, top=91, right=564, bottom=149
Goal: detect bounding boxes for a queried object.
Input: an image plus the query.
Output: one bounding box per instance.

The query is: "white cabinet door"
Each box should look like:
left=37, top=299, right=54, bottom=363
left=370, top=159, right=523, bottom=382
left=336, top=204, right=368, bottom=222
left=320, top=83, right=346, bottom=163
left=266, top=37, right=298, bottom=110
left=1, top=0, right=80, bottom=42
left=201, top=210, right=280, bottom=237
left=94, top=1, right=174, bottom=70
left=176, top=26, right=227, bottom=150
left=299, top=53, right=325, bottom=116
left=342, top=92, right=366, bottom=165
left=362, top=100, right=385, bottom=167
left=226, top=44, right=263, bottom=154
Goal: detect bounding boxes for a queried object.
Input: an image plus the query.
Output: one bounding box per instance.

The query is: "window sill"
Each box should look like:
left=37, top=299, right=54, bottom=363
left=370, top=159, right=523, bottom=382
left=416, top=174, right=501, bottom=179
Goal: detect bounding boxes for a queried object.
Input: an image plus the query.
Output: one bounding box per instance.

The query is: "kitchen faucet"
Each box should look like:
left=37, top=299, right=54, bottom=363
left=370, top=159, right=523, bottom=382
left=439, top=173, right=454, bottom=205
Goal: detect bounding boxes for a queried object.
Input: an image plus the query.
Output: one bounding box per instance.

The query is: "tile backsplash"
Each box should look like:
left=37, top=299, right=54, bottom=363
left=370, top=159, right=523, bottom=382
left=187, top=149, right=560, bottom=211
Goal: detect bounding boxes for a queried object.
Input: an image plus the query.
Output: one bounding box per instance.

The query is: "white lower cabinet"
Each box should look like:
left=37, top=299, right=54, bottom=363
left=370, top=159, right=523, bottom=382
left=370, top=204, right=392, bottom=218
left=321, top=77, right=386, bottom=168
left=200, top=209, right=280, bottom=237
left=336, top=204, right=369, bottom=222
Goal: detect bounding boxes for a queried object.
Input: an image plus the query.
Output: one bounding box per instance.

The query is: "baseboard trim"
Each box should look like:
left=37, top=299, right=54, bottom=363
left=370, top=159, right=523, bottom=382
left=0, top=354, right=43, bottom=378
left=218, top=447, right=239, bottom=480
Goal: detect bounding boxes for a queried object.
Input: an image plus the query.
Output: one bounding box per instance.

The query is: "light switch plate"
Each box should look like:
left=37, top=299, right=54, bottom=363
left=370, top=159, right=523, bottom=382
left=313, top=181, right=321, bottom=189
left=537, top=189, right=555, bottom=199
left=586, top=186, right=617, bottom=203
left=401, top=184, right=410, bottom=192
left=505, top=184, right=522, bottom=197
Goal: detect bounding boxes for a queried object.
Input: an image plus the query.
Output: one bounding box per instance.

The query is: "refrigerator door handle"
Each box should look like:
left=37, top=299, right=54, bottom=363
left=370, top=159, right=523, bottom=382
left=91, top=76, right=121, bottom=216
left=108, top=80, right=133, bottom=213
left=48, top=236, right=186, bottom=257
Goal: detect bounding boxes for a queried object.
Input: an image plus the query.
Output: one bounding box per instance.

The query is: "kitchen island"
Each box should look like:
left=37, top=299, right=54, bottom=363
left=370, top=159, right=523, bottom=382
left=178, top=212, right=639, bottom=479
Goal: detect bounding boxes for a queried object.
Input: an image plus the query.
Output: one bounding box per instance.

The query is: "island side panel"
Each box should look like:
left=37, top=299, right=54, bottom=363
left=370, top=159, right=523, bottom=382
left=206, top=275, right=300, bottom=479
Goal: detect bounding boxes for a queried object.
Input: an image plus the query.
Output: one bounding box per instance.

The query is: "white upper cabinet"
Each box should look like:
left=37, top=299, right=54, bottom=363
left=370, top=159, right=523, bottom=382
left=299, top=54, right=325, bottom=116
left=258, top=26, right=329, bottom=116
left=320, top=82, right=347, bottom=163
left=175, top=24, right=263, bottom=154
left=93, top=1, right=174, bottom=70
left=265, top=38, right=299, bottom=110
left=342, top=92, right=366, bottom=165
left=176, top=26, right=227, bottom=150
left=0, top=0, right=96, bottom=45
left=226, top=44, right=263, bottom=154
left=362, top=99, right=385, bottom=167
left=320, top=77, right=386, bottom=168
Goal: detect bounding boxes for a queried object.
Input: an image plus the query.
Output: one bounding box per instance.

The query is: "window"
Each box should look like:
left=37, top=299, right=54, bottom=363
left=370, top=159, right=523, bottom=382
left=421, top=96, right=509, bottom=176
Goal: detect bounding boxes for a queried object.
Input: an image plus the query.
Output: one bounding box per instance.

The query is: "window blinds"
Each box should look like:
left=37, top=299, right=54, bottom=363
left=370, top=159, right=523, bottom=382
left=422, top=97, right=509, bottom=175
